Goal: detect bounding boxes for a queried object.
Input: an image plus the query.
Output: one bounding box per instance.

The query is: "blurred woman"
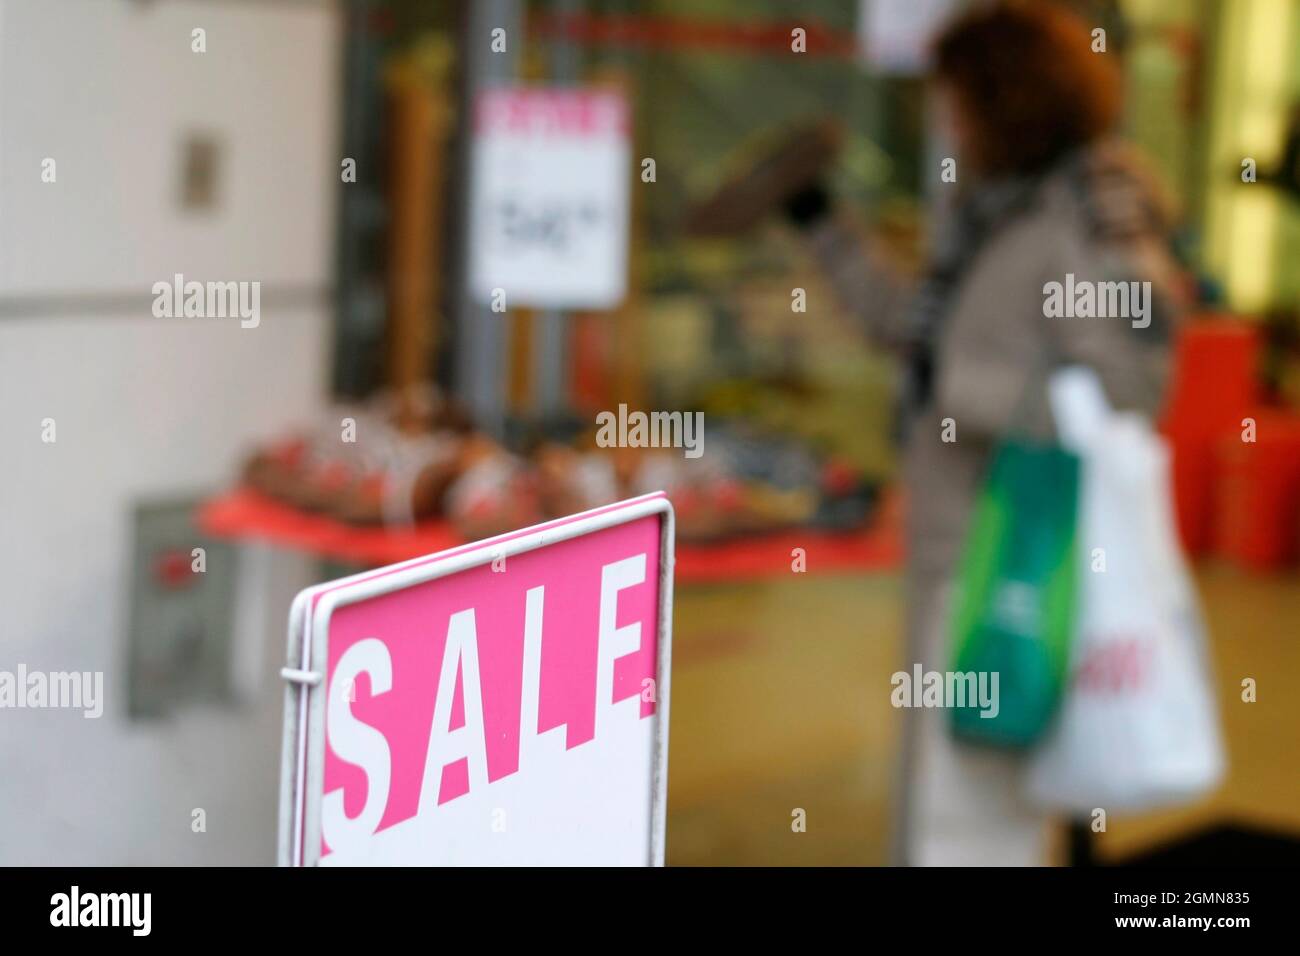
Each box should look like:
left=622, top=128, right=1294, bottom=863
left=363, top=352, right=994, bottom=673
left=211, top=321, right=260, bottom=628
left=788, top=2, right=1185, bottom=864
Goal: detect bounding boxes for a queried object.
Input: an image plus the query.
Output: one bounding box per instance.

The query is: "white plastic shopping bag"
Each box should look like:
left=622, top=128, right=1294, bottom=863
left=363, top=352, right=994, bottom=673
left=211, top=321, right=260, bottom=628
left=1026, top=367, right=1225, bottom=813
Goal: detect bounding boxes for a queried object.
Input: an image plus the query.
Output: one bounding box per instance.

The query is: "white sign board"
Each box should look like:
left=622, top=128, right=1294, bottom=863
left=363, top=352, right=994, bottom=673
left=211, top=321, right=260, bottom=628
left=468, top=87, right=631, bottom=310
left=278, top=494, right=674, bottom=866
left=858, top=0, right=954, bottom=75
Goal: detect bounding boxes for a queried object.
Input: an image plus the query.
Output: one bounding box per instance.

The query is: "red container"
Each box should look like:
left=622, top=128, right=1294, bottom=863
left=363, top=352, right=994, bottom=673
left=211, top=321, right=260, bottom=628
left=1213, top=411, right=1300, bottom=570
left=1160, top=318, right=1261, bottom=439
left=1159, top=319, right=1261, bottom=556
left=1165, top=435, right=1221, bottom=555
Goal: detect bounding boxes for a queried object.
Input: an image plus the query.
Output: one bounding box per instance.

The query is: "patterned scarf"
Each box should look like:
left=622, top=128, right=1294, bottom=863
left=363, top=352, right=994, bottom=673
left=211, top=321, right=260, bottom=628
left=897, top=174, right=1043, bottom=435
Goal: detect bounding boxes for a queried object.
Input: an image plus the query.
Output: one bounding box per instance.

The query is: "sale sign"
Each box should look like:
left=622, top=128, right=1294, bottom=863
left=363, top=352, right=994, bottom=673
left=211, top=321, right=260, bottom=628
left=277, top=494, right=674, bottom=866
left=468, top=86, right=631, bottom=309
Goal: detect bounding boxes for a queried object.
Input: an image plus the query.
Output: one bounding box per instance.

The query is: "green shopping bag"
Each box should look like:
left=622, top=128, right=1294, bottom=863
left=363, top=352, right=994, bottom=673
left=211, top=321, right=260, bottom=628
left=948, top=440, right=1079, bottom=748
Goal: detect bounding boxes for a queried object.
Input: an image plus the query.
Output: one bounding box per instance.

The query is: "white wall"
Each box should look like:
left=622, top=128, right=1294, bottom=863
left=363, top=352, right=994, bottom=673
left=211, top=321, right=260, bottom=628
left=0, top=0, right=339, bottom=864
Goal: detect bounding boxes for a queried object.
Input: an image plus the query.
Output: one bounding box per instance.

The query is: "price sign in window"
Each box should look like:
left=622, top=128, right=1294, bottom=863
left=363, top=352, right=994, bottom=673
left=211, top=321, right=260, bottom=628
left=469, top=87, right=631, bottom=311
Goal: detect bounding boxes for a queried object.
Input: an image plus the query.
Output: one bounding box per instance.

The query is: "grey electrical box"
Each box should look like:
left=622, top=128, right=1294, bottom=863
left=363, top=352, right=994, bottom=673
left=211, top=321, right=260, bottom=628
left=125, top=496, right=236, bottom=718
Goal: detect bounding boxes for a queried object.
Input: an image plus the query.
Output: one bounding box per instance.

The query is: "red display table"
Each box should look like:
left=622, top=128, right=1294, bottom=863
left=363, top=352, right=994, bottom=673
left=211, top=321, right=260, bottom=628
left=197, top=486, right=904, bottom=584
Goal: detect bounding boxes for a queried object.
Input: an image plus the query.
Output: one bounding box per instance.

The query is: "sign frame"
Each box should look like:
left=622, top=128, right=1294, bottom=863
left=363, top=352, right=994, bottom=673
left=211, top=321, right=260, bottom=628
left=277, top=492, right=675, bottom=866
